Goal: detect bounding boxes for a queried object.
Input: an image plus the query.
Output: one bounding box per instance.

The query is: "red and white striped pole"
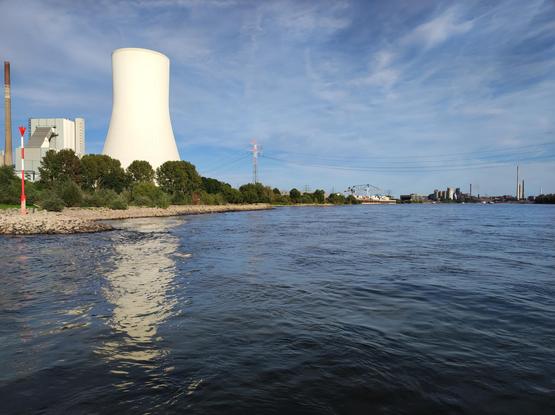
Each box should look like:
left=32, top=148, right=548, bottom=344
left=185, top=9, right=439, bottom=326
left=19, top=125, right=26, bottom=215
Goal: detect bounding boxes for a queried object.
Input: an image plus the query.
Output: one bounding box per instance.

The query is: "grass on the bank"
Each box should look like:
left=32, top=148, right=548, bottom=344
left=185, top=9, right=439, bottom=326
left=0, top=203, right=39, bottom=210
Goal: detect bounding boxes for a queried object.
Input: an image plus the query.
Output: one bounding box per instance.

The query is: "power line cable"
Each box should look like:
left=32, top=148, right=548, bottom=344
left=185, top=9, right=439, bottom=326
left=268, top=140, right=555, bottom=163
left=201, top=153, right=250, bottom=175
left=260, top=153, right=555, bottom=174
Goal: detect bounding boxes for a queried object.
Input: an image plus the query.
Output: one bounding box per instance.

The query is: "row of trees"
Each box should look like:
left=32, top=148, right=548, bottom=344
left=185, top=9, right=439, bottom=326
left=0, top=149, right=360, bottom=210
left=534, top=194, right=555, bottom=204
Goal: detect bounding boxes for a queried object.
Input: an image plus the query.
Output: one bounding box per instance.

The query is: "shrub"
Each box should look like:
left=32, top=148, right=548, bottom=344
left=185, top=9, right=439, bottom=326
left=155, top=192, right=171, bottom=208
left=0, top=165, right=20, bottom=204
left=222, top=187, right=243, bottom=204
left=171, top=192, right=191, bottom=205
left=131, top=182, right=170, bottom=208
left=131, top=195, right=153, bottom=207
left=345, top=195, right=360, bottom=204
left=82, top=189, right=119, bottom=207
left=54, top=180, right=83, bottom=207
left=41, top=195, right=65, bottom=212
left=301, top=194, right=314, bottom=204
left=109, top=196, right=128, bottom=210
left=199, top=191, right=226, bottom=205
left=328, top=193, right=345, bottom=204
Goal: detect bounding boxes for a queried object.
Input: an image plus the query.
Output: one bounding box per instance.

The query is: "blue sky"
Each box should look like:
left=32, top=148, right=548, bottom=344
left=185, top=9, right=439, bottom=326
left=1, top=0, right=554, bottom=196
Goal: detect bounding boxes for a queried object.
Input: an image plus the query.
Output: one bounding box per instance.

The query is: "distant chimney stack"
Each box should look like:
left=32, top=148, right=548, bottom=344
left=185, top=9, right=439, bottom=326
left=4, top=61, right=12, bottom=166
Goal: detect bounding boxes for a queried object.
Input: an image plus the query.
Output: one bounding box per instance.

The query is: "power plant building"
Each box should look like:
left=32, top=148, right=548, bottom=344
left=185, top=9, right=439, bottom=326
left=15, top=117, right=85, bottom=180
left=103, top=48, right=180, bottom=169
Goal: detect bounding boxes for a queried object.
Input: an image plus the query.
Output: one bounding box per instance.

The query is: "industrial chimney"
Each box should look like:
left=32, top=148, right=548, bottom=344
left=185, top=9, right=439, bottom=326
left=103, top=48, right=180, bottom=169
left=4, top=61, right=13, bottom=166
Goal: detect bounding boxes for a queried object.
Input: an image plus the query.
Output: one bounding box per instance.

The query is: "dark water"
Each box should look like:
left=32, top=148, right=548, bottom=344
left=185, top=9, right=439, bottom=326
left=1, top=205, right=554, bottom=414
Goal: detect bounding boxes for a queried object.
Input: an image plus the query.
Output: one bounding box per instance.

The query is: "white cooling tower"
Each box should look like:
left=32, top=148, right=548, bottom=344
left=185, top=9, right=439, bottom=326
left=103, top=48, right=180, bottom=169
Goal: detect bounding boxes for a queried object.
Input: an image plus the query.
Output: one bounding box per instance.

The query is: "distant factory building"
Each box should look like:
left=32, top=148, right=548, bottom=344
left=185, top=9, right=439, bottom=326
left=15, top=117, right=85, bottom=180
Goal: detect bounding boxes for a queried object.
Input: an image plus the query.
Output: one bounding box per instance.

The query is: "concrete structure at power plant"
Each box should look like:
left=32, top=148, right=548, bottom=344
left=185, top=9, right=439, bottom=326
left=103, top=48, right=180, bottom=169
left=15, top=118, right=85, bottom=180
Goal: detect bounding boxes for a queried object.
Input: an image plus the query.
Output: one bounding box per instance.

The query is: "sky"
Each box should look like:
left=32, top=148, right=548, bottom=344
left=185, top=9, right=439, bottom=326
left=1, top=0, right=554, bottom=196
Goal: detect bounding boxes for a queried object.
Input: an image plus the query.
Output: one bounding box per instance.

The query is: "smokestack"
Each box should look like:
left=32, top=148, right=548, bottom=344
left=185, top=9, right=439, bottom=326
left=4, top=61, right=13, bottom=166
left=470, top=183, right=472, bottom=197
left=521, top=180, right=525, bottom=200
left=515, top=165, right=519, bottom=200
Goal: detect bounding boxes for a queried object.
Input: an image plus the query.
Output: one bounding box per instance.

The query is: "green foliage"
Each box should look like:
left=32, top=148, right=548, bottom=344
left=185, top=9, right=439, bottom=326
left=0, top=165, right=39, bottom=204
left=345, top=194, right=360, bottom=204
left=221, top=187, right=243, bottom=203
left=109, top=195, right=128, bottom=210
left=202, top=177, right=228, bottom=194
left=535, top=194, right=555, bottom=204
left=156, top=161, right=202, bottom=197
left=0, top=165, right=20, bottom=204
left=199, top=191, right=226, bottom=205
left=301, top=193, right=314, bottom=204
left=82, top=189, right=119, bottom=207
left=272, top=188, right=281, bottom=195
left=312, top=189, right=325, bottom=204
left=131, top=182, right=170, bottom=208
left=54, top=180, right=83, bottom=207
left=272, top=194, right=291, bottom=205
left=41, top=195, right=65, bottom=212
left=171, top=192, right=192, bottom=205
left=328, top=193, right=346, bottom=204
left=81, top=154, right=127, bottom=192
left=25, top=181, right=39, bottom=205
left=127, top=160, right=154, bottom=184
left=155, top=193, right=171, bottom=208
left=201, top=176, right=245, bottom=204
left=38, top=149, right=81, bottom=186
left=289, top=188, right=301, bottom=203
left=239, top=183, right=273, bottom=203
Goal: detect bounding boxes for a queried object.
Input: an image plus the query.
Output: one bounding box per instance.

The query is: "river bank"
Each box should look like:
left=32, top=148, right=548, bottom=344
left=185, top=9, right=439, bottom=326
left=0, top=204, right=273, bottom=235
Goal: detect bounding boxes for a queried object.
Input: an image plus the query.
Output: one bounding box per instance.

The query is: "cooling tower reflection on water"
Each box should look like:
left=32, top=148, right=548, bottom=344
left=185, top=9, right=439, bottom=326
left=97, top=218, right=182, bottom=374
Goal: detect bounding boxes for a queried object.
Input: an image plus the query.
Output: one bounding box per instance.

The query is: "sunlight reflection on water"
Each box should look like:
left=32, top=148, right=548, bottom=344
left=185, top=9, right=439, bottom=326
left=97, top=218, right=182, bottom=376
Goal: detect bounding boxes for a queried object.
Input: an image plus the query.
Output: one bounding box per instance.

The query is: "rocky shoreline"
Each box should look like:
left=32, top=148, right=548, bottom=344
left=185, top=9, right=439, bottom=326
left=0, top=204, right=272, bottom=235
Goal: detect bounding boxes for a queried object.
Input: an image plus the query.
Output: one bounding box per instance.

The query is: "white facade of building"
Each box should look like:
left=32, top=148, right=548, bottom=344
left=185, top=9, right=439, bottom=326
left=15, top=117, right=85, bottom=180
left=28, top=118, right=85, bottom=156
left=103, top=48, right=180, bottom=169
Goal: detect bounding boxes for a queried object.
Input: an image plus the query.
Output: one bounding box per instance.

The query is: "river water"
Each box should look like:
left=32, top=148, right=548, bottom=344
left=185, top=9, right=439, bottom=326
left=1, top=204, right=554, bottom=414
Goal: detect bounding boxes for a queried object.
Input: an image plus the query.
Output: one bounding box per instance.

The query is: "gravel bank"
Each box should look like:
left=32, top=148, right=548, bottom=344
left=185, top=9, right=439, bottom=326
left=0, top=204, right=272, bottom=235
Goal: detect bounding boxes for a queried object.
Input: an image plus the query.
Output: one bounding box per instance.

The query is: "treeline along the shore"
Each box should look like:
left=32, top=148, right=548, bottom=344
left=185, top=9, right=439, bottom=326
left=0, top=149, right=360, bottom=211
left=534, top=194, right=555, bottom=204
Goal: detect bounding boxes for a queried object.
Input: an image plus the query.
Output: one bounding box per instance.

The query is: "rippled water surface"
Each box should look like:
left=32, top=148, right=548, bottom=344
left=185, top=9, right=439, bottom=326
left=1, top=204, right=554, bottom=414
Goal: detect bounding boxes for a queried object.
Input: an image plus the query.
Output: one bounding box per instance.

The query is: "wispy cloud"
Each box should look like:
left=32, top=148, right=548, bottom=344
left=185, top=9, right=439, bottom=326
left=403, top=7, right=473, bottom=49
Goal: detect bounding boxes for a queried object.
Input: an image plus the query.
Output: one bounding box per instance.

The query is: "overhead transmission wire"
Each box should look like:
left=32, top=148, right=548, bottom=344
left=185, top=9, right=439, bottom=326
left=260, top=141, right=555, bottom=172
left=199, top=140, right=555, bottom=177
left=260, top=152, right=555, bottom=174
left=201, top=152, right=250, bottom=175
left=271, top=148, right=555, bottom=166
left=271, top=140, right=555, bottom=162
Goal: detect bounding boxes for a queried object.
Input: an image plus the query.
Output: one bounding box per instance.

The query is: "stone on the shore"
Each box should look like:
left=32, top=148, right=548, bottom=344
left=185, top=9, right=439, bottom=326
left=0, top=204, right=272, bottom=235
